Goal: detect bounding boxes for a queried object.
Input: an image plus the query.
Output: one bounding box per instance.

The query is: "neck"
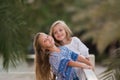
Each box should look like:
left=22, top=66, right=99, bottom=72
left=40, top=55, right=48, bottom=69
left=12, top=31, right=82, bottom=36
left=48, top=45, right=60, bottom=52
left=61, top=38, right=71, bottom=45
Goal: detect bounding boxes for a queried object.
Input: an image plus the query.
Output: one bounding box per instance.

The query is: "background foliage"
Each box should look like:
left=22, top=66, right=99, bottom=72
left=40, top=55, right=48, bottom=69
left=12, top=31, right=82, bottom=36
left=0, top=0, right=120, bottom=69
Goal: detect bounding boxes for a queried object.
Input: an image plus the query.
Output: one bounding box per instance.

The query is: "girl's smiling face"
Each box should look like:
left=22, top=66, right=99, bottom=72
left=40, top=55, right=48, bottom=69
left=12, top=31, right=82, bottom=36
left=38, top=33, right=55, bottom=49
left=53, top=23, right=67, bottom=41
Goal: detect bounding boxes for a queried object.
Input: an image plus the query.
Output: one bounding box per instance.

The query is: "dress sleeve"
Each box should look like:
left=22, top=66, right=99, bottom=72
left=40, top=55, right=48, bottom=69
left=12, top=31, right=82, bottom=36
left=50, top=54, right=72, bottom=79
left=74, top=37, right=89, bottom=58
left=58, top=58, right=71, bottom=77
left=49, top=55, right=61, bottom=74
left=70, top=51, right=78, bottom=61
left=58, top=57, right=78, bottom=80
left=63, top=46, right=78, bottom=61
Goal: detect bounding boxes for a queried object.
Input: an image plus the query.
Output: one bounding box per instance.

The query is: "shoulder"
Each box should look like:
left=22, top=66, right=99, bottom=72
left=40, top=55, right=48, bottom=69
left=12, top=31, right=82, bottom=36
left=72, top=36, right=80, bottom=40
left=72, top=36, right=82, bottom=42
left=49, top=53, right=59, bottom=63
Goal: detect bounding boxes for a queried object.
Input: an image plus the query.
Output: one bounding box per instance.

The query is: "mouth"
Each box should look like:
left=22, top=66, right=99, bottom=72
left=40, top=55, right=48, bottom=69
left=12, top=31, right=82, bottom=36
left=57, top=35, right=62, bottom=38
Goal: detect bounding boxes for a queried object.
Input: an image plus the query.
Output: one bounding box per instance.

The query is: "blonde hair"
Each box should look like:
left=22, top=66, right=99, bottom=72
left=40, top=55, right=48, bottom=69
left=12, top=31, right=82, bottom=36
left=33, top=32, right=55, bottom=80
left=49, top=20, right=73, bottom=46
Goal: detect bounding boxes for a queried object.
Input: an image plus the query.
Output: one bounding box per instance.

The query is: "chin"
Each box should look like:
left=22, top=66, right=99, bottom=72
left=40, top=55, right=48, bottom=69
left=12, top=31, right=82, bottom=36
left=59, top=39, right=64, bottom=41
left=56, top=38, right=63, bottom=41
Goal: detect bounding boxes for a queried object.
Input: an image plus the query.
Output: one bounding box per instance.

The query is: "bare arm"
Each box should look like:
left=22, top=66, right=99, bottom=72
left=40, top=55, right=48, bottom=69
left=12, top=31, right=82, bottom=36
left=77, top=55, right=93, bottom=67
left=67, top=60, right=92, bottom=69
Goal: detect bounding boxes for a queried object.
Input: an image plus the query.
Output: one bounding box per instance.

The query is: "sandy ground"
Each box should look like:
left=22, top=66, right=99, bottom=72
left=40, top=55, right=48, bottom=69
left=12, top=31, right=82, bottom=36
left=0, top=72, right=35, bottom=80
left=0, top=59, right=107, bottom=80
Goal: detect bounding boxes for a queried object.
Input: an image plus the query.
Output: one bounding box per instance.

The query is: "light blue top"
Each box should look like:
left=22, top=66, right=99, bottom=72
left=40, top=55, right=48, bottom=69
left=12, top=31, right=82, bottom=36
left=49, top=46, right=79, bottom=80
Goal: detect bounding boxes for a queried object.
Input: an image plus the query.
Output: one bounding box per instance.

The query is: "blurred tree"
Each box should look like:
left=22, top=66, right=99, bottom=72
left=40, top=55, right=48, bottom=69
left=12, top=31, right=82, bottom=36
left=0, top=0, right=31, bottom=70
left=0, top=0, right=120, bottom=70
left=0, top=0, right=89, bottom=69
left=22, top=0, right=75, bottom=33
left=72, top=0, right=120, bottom=54
left=99, top=48, right=120, bottom=80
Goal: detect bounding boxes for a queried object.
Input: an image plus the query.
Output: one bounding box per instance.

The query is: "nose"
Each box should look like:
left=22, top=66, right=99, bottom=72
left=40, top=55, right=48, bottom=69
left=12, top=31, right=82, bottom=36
left=48, top=35, right=50, bottom=38
left=57, top=31, right=61, bottom=35
left=47, top=35, right=52, bottom=40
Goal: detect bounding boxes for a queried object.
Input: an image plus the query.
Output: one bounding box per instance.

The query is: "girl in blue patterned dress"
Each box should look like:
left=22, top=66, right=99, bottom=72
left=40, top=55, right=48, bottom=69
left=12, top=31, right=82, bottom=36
left=33, top=32, right=93, bottom=80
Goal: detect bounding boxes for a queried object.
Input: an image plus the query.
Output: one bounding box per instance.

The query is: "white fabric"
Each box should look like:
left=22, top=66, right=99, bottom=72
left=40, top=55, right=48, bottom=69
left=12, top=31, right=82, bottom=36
left=65, top=37, right=89, bottom=58
left=65, top=37, right=89, bottom=80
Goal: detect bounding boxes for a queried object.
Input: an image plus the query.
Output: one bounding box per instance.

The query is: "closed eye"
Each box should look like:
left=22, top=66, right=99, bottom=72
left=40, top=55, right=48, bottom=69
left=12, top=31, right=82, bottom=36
left=59, top=29, right=63, bottom=32
left=44, top=36, right=49, bottom=43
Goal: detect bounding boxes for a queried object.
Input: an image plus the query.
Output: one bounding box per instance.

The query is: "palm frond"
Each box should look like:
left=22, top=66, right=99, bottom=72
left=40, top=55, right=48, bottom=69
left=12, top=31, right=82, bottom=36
left=99, top=48, right=120, bottom=80
left=0, top=0, right=29, bottom=70
left=97, top=21, right=120, bottom=53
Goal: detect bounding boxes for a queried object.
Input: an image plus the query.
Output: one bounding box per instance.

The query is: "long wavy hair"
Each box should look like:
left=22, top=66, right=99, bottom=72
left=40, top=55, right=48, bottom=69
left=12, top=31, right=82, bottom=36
left=33, top=32, right=55, bottom=80
left=49, top=20, right=73, bottom=46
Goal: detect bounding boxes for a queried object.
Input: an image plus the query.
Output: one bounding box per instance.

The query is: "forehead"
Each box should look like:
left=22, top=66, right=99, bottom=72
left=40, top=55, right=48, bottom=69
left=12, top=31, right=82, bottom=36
left=55, top=23, right=64, bottom=27
left=38, top=33, right=47, bottom=41
left=40, top=33, right=47, bottom=36
left=53, top=23, right=64, bottom=30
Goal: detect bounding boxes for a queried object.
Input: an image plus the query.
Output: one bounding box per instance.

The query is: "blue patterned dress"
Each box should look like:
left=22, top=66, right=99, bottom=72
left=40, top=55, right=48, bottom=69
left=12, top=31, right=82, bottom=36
left=49, top=46, right=79, bottom=80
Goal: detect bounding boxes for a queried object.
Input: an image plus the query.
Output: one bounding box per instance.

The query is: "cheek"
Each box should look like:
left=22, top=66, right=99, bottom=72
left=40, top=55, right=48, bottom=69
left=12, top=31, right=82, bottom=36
left=52, top=39, right=55, bottom=44
left=54, top=34, right=58, bottom=39
left=63, top=30, right=66, bottom=35
left=43, top=43, right=49, bottom=48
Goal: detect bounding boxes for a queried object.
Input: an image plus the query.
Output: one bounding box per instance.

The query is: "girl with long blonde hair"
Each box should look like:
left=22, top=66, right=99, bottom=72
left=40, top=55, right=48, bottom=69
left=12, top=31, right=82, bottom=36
left=33, top=32, right=92, bottom=80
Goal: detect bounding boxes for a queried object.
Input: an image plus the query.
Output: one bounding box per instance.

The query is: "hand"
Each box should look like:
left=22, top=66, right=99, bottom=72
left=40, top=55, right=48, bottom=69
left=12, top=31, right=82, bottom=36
left=82, top=64, right=92, bottom=69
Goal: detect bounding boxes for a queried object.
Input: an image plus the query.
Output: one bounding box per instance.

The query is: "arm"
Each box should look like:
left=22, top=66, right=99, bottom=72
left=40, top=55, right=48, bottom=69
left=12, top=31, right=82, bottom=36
left=67, top=60, right=92, bottom=69
left=70, top=49, right=92, bottom=67
left=77, top=55, right=94, bottom=69
left=68, top=51, right=92, bottom=69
